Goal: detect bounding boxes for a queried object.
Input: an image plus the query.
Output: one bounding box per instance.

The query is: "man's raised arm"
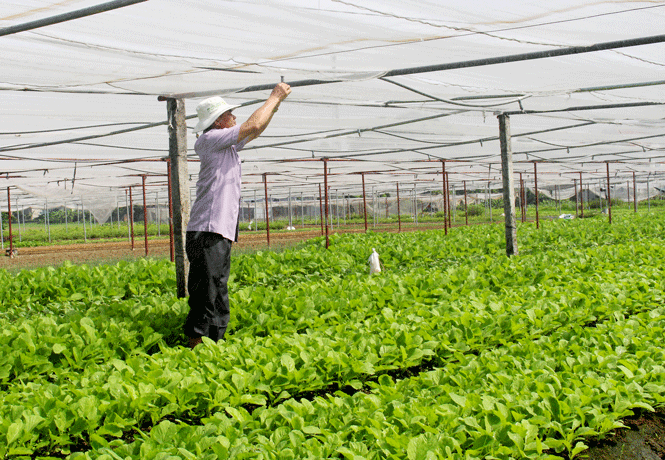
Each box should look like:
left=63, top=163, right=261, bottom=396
left=238, top=82, right=291, bottom=144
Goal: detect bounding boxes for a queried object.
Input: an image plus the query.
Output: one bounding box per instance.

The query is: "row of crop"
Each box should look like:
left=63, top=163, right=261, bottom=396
left=2, top=214, right=662, bottom=316
left=2, top=225, right=662, bottom=390
left=1, top=215, right=663, bottom=455
left=0, top=258, right=176, bottom=318
left=68, top=306, right=665, bottom=460
left=2, top=237, right=664, bottom=456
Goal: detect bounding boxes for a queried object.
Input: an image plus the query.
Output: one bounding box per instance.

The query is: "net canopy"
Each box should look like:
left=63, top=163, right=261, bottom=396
left=2, top=0, right=665, bottom=211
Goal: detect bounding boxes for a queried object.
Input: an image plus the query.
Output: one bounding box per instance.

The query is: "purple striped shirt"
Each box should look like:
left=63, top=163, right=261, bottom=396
left=187, top=125, right=248, bottom=241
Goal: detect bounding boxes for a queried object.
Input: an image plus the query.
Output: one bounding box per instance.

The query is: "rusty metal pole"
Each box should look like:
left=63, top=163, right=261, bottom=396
left=463, top=180, right=469, bottom=226
left=633, top=171, right=637, bottom=212
left=129, top=186, right=135, bottom=250
left=263, top=173, right=270, bottom=248
left=574, top=179, right=579, bottom=217
left=441, top=161, right=448, bottom=234
left=318, top=184, right=324, bottom=236
left=446, top=172, right=452, bottom=230
left=396, top=182, right=402, bottom=233
left=361, top=173, right=368, bottom=233
left=7, top=187, right=13, bottom=255
left=323, top=158, right=330, bottom=249
left=579, top=172, right=584, bottom=218
left=519, top=173, right=525, bottom=222
left=142, top=175, right=149, bottom=256
left=534, top=162, right=540, bottom=229
left=166, top=161, right=175, bottom=262
left=606, top=162, right=612, bottom=224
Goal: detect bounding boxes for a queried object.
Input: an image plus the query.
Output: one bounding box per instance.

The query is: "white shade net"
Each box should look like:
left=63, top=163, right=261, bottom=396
left=1, top=0, right=664, bottom=211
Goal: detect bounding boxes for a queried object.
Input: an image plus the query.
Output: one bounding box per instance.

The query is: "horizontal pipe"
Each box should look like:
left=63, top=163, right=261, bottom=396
left=503, top=101, right=662, bottom=115
left=0, top=0, right=148, bottom=37
left=159, top=33, right=665, bottom=99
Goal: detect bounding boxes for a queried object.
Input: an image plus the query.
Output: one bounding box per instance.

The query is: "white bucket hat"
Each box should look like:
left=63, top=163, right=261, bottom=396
left=193, top=96, right=240, bottom=133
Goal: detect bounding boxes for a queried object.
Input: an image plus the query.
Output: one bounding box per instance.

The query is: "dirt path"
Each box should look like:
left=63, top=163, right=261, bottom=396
left=0, top=229, right=327, bottom=271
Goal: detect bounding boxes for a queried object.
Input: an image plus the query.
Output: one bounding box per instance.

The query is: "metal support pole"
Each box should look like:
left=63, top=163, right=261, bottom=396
left=323, top=158, right=330, bottom=249
left=633, top=171, right=637, bottom=212
left=263, top=174, right=270, bottom=247
left=46, top=198, right=51, bottom=243
left=361, top=173, right=368, bottom=233
left=167, top=161, right=175, bottom=263
left=318, top=184, right=324, bottom=236
left=519, top=173, right=525, bottom=222
left=606, top=162, right=612, bottom=224
left=0, top=200, right=4, bottom=251
left=574, top=179, right=579, bottom=217
left=288, top=187, right=293, bottom=228
left=126, top=189, right=130, bottom=241
left=142, top=175, right=149, bottom=256
left=498, top=113, right=518, bottom=256
left=464, top=180, right=469, bottom=226
left=534, top=162, right=540, bottom=229
left=442, top=162, right=448, bottom=234
left=129, top=186, right=135, bottom=250
left=7, top=187, right=13, bottom=255
left=579, top=172, right=584, bottom=218
left=81, top=201, right=87, bottom=243
left=446, top=172, right=452, bottom=229
left=396, top=182, right=402, bottom=233
left=647, top=175, right=651, bottom=210
left=156, top=191, right=161, bottom=237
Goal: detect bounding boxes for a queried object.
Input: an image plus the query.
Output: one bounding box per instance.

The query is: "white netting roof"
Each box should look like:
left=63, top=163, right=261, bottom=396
left=1, top=0, right=664, bottom=211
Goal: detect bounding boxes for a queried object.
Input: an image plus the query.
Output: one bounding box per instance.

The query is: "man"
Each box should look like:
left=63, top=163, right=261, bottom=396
left=185, top=82, right=291, bottom=348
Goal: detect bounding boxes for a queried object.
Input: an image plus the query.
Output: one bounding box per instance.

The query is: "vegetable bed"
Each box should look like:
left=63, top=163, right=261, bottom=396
left=1, top=213, right=664, bottom=459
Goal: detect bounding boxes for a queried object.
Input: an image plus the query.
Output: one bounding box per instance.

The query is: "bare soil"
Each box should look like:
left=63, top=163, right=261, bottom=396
left=583, top=409, right=665, bottom=460
left=0, top=229, right=328, bottom=271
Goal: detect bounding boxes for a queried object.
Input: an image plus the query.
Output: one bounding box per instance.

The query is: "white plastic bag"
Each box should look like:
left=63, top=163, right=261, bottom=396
left=368, top=248, right=381, bottom=274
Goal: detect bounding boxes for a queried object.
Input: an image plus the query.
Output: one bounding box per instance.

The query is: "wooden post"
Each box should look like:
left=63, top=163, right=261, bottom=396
left=263, top=173, right=270, bottom=247
left=498, top=113, right=518, bottom=256
left=323, top=158, right=330, bottom=248
left=606, top=162, right=612, bottom=224
left=142, top=175, right=149, bottom=256
left=166, top=97, right=190, bottom=298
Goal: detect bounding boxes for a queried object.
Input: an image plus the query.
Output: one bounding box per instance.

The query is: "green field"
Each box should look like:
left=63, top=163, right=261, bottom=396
left=3, top=198, right=663, bottom=248
left=1, top=211, right=664, bottom=459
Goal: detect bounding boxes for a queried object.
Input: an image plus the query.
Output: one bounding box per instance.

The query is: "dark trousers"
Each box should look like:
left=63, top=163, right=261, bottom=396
left=184, top=231, right=232, bottom=341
